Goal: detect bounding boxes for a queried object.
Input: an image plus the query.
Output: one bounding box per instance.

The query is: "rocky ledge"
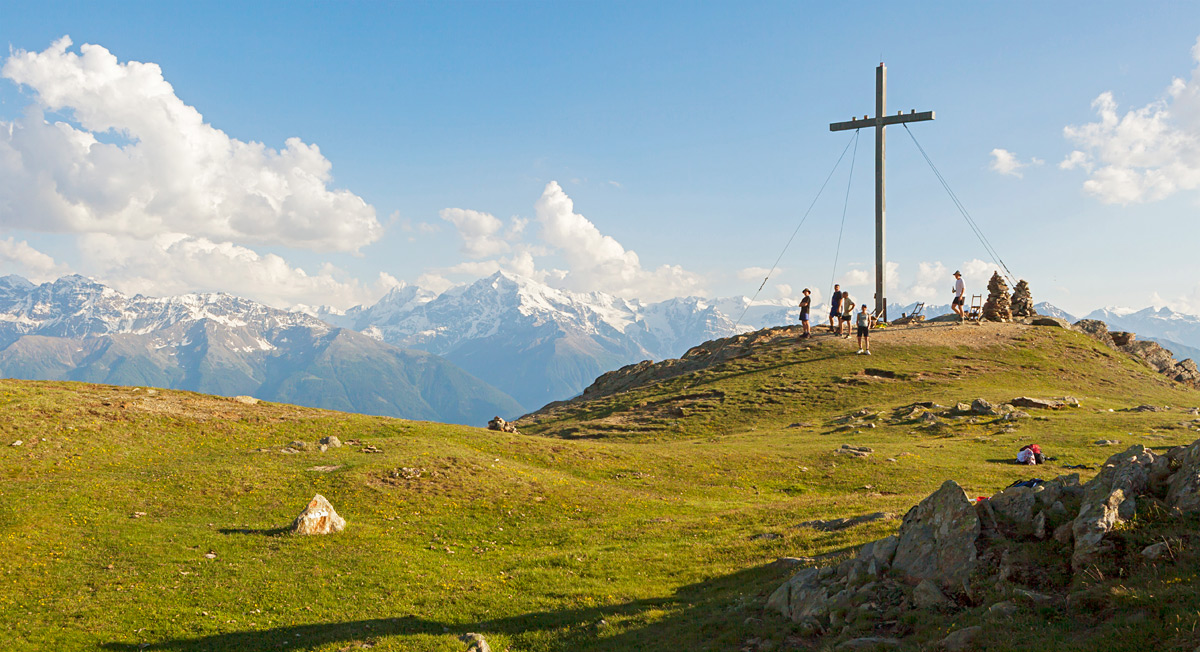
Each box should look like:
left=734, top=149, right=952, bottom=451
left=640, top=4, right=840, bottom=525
left=767, top=436, right=1200, bottom=647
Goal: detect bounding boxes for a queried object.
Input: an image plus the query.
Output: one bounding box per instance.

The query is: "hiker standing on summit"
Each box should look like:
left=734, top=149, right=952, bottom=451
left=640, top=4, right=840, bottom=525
left=798, top=289, right=812, bottom=339
left=951, top=271, right=966, bottom=323
left=828, top=284, right=842, bottom=333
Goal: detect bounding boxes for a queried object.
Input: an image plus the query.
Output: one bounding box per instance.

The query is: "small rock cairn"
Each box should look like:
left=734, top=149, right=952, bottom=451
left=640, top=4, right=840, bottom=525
left=1010, top=279, right=1036, bottom=318
left=982, top=272, right=1012, bottom=322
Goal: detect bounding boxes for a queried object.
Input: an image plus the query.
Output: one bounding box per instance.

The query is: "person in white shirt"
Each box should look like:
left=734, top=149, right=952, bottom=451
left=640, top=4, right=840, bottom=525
left=951, top=271, right=966, bottom=322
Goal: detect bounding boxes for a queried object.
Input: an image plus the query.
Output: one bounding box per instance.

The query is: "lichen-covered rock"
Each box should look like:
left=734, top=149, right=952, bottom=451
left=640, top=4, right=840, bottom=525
left=892, top=480, right=981, bottom=593
left=1071, top=445, right=1155, bottom=570
left=1165, top=439, right=1200, bottom=514
left=912, top=578, right=948, bottom=607
left=1072, top=319, right=1116, bottom=348
left=460, top=633, right=491, bottom=652
left=766, top=567, right=832, bottom=623
left=989, top=485, right=1037, bottom=530
left=291, top=494, right=346, bottom=535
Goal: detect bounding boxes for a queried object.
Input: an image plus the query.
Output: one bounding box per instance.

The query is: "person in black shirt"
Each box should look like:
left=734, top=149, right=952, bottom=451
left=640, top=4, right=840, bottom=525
left=798, top=288, right=812, bottom=338
left=828, top=284, right=842, bottom=333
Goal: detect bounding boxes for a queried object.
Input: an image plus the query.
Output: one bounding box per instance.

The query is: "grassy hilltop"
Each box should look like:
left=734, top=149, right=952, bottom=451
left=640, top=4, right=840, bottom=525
left=2, top=321, right=1200, bottom=651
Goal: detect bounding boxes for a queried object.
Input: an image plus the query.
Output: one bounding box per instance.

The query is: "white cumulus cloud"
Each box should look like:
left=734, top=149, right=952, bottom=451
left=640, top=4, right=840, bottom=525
left=438, top=207, right=511, bottom=258
left=532, top=181, right=703, bottom=300
left=78, top=233, right=397, bottom=310
left=989, top=148, right=1043, bottom=177
left=0, top=237, right=71, bottom=282
left=1062, top=35, right=1200, bottom=204
left=0, top=37, right=382, bottom=251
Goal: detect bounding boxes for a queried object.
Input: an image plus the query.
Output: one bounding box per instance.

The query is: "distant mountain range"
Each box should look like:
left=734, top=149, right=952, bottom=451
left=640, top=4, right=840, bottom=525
left=313, top=271, right=795, bottom=410
left=4, top=273, right=1196, bottom=422
left=0, top=275, right=521, bottom=424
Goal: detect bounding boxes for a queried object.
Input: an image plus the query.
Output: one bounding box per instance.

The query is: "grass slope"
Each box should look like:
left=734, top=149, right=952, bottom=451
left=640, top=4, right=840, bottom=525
left=1, top=321, right=1199, bottom=651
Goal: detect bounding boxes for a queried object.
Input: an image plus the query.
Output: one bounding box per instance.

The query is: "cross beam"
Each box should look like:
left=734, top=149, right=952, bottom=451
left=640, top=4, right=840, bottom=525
left=828, top=63, right=934, bottom=322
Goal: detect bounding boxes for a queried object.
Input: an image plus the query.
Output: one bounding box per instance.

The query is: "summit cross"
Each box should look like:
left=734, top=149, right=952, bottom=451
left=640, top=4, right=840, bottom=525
left=829, top=63, right=934, bottom=322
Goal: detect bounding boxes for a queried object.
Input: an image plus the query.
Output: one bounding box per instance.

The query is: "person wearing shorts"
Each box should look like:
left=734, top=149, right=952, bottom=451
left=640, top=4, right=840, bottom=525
left=951, top=270, right=966, bottom=322
left=839, top=292, right=855, bottom=338
left=855, top=304, right=871, bottom=355
left=798, top=289, right=812, bottom=338
left=828, top=284, right=841, bottom=333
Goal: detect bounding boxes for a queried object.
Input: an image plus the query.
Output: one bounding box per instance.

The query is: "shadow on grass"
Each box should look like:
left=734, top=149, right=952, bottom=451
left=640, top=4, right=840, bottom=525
left=216, top=527, right=290, bottom=536
left=100, top=563, right=793, bottom=652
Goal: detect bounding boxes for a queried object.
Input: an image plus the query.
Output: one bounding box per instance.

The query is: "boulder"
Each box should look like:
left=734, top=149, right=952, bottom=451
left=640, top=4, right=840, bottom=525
left=940, top=626, right=982, bottom=652
left=318, top=436, right=342, bottom=448
left=1011, top=397, right=1064, bottom=410
left=1071, top=445, right=1155, bottom=570
left=288, top=440, right=310, bottom=451
left=487, top=416, right=519, bottom=434
left=766, top=567, right=833, bottom=623
left=912, top=578, right=948, bottom=607
left=460, top=633, right=491, bottom=652
left=291, top=494, right=346, bottom=535
left=1165, top=439, right=1200, bottom=514
left=989, top=485, right=1037, bottom=530
left=970, top=398, right=996, bottom=415
left=1142, top=542, right=1171, bottom=561
left=1031, top=316, right=1069, bottom=328
left=892, top=480, right=981, bottom=593
left=1110, top=331, right=1136, bottom=347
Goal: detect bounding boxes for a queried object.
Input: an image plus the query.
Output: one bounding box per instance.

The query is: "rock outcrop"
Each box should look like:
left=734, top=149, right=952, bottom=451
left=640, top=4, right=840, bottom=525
left=291, top=494, right=346, bottom=535
left=1072, top=319, right=1200, bottom=387
left=487, top=416, right=519, bottom=434
left=982, top=272, right=1012, bottom=322
left=767, top=437, right=1200, bottom=645
left=1010, top=280, right=1035, bottom=318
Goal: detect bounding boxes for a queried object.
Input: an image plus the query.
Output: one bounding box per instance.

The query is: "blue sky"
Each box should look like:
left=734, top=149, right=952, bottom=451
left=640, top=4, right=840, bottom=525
left=1, top=1, right=1199, bottom=316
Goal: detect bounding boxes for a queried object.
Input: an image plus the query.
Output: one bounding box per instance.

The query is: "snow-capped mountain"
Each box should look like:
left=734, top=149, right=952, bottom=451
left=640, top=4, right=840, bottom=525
left=0, top=275, right=521, bottom=424
left=316, top=271, right=795, bottom=410
left=1085, top=306, right=1200, bottom=358
left=1034, top=302, right=1077, bottom=323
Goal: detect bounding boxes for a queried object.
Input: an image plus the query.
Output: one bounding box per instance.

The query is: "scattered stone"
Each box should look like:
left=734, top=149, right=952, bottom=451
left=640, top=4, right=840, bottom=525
left=288, top=440, right=310, bottom=451
left=232, top=395, right=260, bottom=405
left=361, top=445, right=383, bottom=454
left=318, top=436, right=341, bottom=448
left=796, top=512, right=894, bottom=532
left=460, top=633, right=491, bottom=652
left=391, top=467, right=424, bottom=480
left=836, top=444, right=873, bottom=457
left=1011, top=397, right=1064, bottom=410
left=835, top=638, right=901, bottom=651
left=940, top=626, right=982, bottom=652
left=986, top=600, right=1020, bottom=620
left=971, top=398, right=997, bottom=415
left=203, top=551, right=217, bottom=559
left=953, top=402, right=972, bottom=414
left=1003, top=410, right=1030, bottom=421
left=131, top=511, right=147, bottom=518
left=1010, top=279, right=1036, bottom=318
left=1094, top=439, right=1120, bottom=446
left=307, top=465, right=342, bottom=473
left=1128, top=405, right=1165, bottom=413
left=291, top=494, right=346, bottom=535
left=912, top=578, right=948, bottom=607
left=9, top=440, right=21, bottom=447
left=487, top=416, right=519, bottom=434
left=982, top=272, right=1012, bottom=322
left=1142, top=542, right=1171, bottom=560
left=1031, top=316, right=1069, bottom=328
left=317, top=444, right=328, bottom=453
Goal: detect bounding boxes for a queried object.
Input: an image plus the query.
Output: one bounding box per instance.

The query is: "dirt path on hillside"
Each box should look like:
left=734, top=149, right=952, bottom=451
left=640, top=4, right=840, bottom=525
left=804, top=319, right=1042, bottom=350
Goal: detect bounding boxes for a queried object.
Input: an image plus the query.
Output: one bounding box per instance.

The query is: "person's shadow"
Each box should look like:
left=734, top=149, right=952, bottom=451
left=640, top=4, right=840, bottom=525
left=100, top=563, right=794, bottom=652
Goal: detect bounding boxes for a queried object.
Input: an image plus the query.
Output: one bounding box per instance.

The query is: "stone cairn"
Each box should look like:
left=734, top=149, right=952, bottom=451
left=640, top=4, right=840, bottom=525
left=982, top=272, right=1012, bottom=322
left=767, top=436, right=1200, bottom=648
left=488, top=416, right=520, bottom=434
left=1009, top=279, right=1036, bottom=318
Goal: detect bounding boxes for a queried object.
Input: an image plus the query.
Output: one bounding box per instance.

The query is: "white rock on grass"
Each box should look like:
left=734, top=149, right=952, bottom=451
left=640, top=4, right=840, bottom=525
left=291, top=494, right=346, bottom=535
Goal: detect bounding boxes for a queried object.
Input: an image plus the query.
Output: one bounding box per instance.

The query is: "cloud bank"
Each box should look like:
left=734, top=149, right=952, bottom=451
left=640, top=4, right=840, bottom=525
left=1062, top=35, right=1200, bottom=204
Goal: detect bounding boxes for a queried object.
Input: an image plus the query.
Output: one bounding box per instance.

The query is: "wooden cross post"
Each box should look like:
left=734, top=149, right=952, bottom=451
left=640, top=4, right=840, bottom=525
left=829, top=63, right=934, bottom=322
